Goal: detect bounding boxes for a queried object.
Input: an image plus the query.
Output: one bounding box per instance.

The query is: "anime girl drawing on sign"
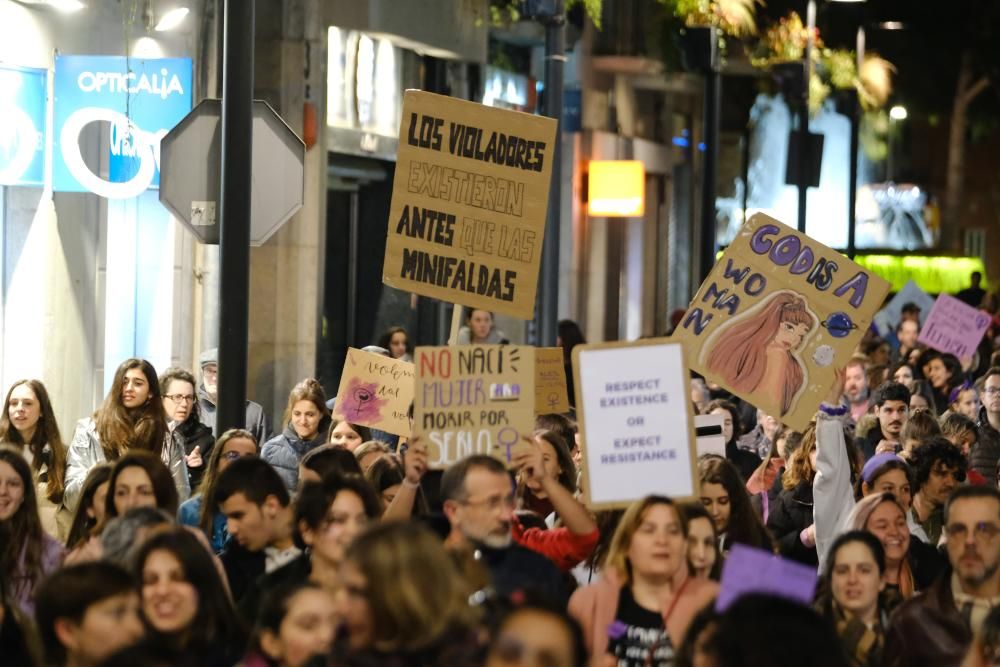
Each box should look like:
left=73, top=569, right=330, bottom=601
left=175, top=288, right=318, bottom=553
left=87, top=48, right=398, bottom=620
left=704, top=290, right=818, bottom=416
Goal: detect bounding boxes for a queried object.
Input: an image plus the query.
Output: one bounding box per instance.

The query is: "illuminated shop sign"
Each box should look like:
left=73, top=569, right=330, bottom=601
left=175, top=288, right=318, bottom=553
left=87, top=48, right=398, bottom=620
left=54, top=55, right=192, bottom=198
left=0, top=64, right=47, bottom=187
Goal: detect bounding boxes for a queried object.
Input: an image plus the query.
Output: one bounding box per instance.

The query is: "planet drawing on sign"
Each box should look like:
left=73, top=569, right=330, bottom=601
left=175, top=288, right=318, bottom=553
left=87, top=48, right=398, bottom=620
left=339, top=377, right=388, bottom=423
left=822, top=312, right=857, bottom=338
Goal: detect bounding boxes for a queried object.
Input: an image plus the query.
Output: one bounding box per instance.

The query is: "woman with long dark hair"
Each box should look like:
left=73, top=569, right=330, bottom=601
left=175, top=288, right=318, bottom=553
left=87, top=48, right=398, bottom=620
left=134, top=527, right=245, bottom=664
left=65, top=358, right=189, bottom=510
left=105, top=450, right=181, bottom=519
left=64, top=463, right=112, bottom=563
left=698, top=456, right=773, bottom=556
left=926, top=353, right=964, bottom=415
left=0, top=446, right=63, bottom=615
left=377, top=326, right=412, bottom=362
left=0, top=379, right=67, bottom=538
left=815, top=531, right=888, bottom=667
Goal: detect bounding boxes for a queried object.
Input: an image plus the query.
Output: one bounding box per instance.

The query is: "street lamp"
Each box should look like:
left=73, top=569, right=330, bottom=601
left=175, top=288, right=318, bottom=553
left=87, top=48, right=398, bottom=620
left=889, top=105, right=908, bottom=121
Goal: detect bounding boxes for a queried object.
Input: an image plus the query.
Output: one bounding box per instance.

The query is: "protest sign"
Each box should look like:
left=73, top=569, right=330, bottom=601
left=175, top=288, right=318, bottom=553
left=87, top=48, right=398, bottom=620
left=332, top=348, right=414, bottom=436
left=918, top=293, right=991, bottom=359
left=872, top=279, right=933, bottom=337
left=382, top=90, right=558, bottom=320
left=695, top=414, right=726, bottom=458
left=414, top=345, right=536, bottom=468
left=573, top=339, right=698, bottom=509
left=716, top=544, right=818, bottom=612
left=535, top=347, right=570, bottom=414
left=673, top=213, right=890, bottom=431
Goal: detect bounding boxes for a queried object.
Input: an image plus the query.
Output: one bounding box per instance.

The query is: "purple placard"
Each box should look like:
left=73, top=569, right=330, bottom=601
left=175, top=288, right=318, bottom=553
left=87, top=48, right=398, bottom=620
left=917, top=294, right=991, bottom=359
left=715, top=544, right=817, bottom=612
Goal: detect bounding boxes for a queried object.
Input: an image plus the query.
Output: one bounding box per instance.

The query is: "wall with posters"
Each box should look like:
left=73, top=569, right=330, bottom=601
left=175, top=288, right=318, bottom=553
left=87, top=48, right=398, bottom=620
left=0, top=0, right=202, bottom=430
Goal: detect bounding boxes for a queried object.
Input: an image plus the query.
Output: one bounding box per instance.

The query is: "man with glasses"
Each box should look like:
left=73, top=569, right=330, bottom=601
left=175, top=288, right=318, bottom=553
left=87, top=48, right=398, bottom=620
left=441, top=454, right=568, bottom=606
left=886, top=485, right=1000, bottom=666
left=197, top=348, right=271, bottom=446
left=160, top=367, right=215, bottom=490
left=976, top=368, right=1000, bottom=484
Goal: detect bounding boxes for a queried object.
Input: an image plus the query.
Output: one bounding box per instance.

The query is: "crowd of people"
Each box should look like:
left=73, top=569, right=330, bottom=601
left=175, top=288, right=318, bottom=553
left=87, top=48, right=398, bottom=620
left=5, top=294, right=1000, bottom=667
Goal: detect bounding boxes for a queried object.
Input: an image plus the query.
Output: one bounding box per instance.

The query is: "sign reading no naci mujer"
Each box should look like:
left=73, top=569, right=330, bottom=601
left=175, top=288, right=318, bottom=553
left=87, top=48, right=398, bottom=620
left=414, top=345, right=535, bottom=469
left=54, top=55, right=192, bottom=199
left=382, top=90, right=558, bottom=320
left=673, top=213, right=890, bottom=431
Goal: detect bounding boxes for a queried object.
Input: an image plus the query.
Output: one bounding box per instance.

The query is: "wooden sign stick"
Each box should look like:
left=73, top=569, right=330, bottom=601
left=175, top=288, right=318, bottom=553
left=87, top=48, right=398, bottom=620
left=448, top=305, right=463, bottom=346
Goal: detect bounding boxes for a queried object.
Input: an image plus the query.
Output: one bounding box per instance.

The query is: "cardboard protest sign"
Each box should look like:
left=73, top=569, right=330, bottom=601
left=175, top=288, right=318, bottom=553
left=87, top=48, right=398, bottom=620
left=695, top=414, right=726, bottom=458
left=716, top=544, right=818, bottom=612
left=918, top=293, right=991, bottom=359
left=414, top=345, right=536, bottom=468
left=872, top=279, right=933, bottom=337
left=382, top=90, right=558, bottom=320
left=332, top=348, right=415, bottom=436
left=535, top=347, right=570, bottom=414
left=673, top=213, right=890, bottom=431
left=573, top=339, right=698, bottom=510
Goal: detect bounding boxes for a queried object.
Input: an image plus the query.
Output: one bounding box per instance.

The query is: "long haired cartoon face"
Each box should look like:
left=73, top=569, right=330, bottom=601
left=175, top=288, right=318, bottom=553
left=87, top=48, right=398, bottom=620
left=703, top=291, right=818, bottom=416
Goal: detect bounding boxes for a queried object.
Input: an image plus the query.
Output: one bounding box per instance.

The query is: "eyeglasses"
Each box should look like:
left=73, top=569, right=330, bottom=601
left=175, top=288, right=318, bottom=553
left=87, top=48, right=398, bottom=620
left=459, top=494, right=515, bottom=512
left=165, top=394, right=196, bottom=404
left=985, top=387, right=1000, bottom=396
left=946, top=522, right=1000, bottom=542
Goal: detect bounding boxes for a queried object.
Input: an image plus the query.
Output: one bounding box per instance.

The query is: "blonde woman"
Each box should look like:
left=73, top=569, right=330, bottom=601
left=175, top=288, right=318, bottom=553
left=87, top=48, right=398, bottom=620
left=568, top=495, right=717, bottom=667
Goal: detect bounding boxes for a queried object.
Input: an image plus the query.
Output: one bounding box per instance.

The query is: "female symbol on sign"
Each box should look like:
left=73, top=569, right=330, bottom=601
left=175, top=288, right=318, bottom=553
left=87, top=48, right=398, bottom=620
left=497, top=427, right=520, bottom=463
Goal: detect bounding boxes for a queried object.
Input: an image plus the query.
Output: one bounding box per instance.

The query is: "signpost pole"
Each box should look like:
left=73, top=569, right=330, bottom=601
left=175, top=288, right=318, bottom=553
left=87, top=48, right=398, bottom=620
left=217, top=0, right=254, bottom=433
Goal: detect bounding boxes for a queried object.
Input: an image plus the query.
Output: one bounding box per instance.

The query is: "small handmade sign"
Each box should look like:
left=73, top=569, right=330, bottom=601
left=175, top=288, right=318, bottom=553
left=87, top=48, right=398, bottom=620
left=716, top=544, right=818, bottom=612
left=918, top=293, right=991, bottom=359
left=414, top=345, right=536, bottom=468
left=332, top=348, right=415, bottom=436
left=535, top=347, right=570, bottom=414
left=673, top=213, right=890, bottom=431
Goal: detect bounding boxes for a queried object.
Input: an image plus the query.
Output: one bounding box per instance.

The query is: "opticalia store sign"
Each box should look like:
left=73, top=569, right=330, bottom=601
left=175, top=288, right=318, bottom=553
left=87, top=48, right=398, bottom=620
left=54, top=55, right=192, bottom=199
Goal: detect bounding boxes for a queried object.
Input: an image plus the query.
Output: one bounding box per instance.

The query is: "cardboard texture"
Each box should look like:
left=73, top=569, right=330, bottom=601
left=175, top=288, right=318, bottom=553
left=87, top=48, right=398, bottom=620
left=382, top=90, right=558, bottom=320
left=414, top=345, right=536, bottom=469
left=535, top=347, right=570, bottom=414
left=332, top=348, right=415, bottom=436
left=673, top=213, right=890, bottom=431
left=572, top=338, right=699, bottom=510
left=918, top=293, right=991, bottom=359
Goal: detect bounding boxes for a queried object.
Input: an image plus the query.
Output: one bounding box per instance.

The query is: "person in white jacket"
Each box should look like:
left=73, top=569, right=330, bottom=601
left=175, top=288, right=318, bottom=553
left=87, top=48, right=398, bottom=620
left=813, top=370, right=942, bottom=589
left=64, top=358, right=188, bottom=511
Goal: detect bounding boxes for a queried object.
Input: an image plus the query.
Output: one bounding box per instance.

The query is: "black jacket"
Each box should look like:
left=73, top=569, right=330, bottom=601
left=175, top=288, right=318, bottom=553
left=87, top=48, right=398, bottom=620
left=884, top=571, right=970, bottom=667
left=973, top=406, right=1000, bottom=481
left=726, top=440, right=762, bottom=482
left=476, top=542, right=569, bottom=608
left=237, top=552, right=311, bottom=624
left=766, top=479, right=818, bottom=567
left=219, top=541, right=265, bottom=607
left=175, top=413, right=215, bottom=491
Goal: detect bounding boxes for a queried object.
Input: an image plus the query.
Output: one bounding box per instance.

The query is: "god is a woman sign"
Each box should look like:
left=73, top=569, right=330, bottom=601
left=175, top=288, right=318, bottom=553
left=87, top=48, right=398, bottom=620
left=674, top=214, right=890, bottom=430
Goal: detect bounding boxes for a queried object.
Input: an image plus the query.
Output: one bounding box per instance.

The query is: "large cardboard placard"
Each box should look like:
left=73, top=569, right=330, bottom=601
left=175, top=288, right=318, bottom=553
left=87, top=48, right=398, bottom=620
left=535, top=347, right=570, bottom=414
left=332, top=348, right=415, bottom=436
left=573, top=339, right=698, bottom=510
left=414, top=345, right=536, bottom=468
left=673, top=213, right=890, bottom=431
left=382, top=90, right=558, bottom=320
left=918, top=293, right=991, bottom=359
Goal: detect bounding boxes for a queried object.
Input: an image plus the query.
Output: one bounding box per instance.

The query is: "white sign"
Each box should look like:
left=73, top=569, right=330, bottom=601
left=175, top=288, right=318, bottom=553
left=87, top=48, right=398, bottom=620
left=695, top=414, right=727, bottom=458
left=573, top=339, right=699, bottom=509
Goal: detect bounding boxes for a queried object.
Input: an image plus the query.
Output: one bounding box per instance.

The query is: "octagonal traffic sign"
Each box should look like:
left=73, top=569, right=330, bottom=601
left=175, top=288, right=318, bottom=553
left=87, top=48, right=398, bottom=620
left=159, top=98, right=305, bottom=245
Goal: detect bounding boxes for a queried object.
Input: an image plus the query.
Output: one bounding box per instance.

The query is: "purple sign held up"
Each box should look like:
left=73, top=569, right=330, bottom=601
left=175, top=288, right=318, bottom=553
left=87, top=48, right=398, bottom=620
left=715, top=544, right=817, bottom=612
left=918, top=294, right=991, bottom=360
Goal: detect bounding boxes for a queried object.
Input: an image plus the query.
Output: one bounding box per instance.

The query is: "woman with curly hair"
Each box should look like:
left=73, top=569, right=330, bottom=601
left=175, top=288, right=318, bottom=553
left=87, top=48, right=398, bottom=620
left=767, top=425, right=820, bottom=566
left=705, top=290, right=817, bottom=416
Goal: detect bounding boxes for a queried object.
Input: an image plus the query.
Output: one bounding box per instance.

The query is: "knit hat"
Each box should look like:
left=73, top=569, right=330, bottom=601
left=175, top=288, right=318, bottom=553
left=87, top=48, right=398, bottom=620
left=861, top=452, right=905, bottom=483
left=199, top=348, right=218, bottom=368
